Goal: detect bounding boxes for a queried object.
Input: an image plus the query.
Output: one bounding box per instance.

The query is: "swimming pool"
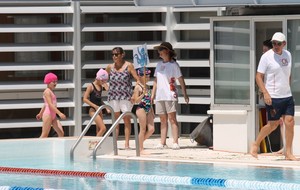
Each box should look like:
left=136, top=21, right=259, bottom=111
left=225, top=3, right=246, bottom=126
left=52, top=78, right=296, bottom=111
left=0, top=138, right=300, bottom=190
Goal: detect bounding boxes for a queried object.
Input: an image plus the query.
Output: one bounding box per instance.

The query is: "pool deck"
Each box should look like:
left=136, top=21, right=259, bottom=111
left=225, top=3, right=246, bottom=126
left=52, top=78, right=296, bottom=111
left=98, top=137, right=300, bottom=169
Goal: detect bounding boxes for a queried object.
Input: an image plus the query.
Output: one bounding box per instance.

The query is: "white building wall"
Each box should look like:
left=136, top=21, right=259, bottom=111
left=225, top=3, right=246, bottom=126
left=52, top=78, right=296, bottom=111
left=0, top=1, right=218, bottom=137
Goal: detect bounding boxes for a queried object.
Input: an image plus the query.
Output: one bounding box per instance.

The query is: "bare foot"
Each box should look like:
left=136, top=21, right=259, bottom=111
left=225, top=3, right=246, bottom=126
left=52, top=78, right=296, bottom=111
left=250, top=142, right=258, bottom=159
left=274, top=148, right=284, bottom=155
left=140, top=150, right=150, bottom=155
left=285, top=154, right=298, bottom=161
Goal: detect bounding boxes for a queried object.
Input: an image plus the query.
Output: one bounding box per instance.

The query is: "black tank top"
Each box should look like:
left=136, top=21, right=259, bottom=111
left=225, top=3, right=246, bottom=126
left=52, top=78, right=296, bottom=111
left=90, top=83, right=103, bottom=106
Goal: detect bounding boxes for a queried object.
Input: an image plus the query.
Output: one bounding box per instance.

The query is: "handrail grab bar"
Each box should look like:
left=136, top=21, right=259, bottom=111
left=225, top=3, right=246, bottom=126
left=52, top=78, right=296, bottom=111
left=92, top=111, right=140, bottom=159
left=70, top=104, right=115, bottom=161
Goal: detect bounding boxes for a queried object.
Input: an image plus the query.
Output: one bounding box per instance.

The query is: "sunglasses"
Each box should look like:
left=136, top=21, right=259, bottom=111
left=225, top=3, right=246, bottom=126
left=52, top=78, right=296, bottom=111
left=272, top=41, right=282, bottom=46
left=112, top=53, right=120, bottom=57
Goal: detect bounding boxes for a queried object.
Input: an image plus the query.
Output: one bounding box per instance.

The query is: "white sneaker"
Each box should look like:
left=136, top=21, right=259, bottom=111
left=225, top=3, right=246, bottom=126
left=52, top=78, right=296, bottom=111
left=172, top=143, right=180, bottom=150
left=154, top=143, right=168, bottom=149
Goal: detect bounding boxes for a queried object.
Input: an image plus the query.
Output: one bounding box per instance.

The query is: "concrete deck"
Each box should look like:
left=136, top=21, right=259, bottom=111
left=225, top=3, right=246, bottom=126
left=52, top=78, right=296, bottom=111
left=98, top=137, right=300, bottom=169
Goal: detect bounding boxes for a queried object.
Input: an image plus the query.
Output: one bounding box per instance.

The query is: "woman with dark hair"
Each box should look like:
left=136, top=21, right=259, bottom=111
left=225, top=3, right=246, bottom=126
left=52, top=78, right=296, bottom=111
left=262, top=39, right=273, bottom=53
left=106, top=47, right=140, bottom=149
left=151, top=42, right=189, bottom=150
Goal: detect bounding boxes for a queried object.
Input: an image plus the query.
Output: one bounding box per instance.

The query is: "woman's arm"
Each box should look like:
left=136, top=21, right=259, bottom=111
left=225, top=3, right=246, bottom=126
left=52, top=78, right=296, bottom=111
left=128, top=62, right=141, bottom=84
left=105, top=64, right=112, bottom=74
left=177, top=76, right=189, bottom=104
left=151, top=77, right=157, bottom=104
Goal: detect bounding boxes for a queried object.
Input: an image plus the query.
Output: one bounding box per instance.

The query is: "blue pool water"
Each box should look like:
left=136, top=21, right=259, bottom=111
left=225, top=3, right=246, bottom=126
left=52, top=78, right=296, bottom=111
left=0, top=138, right=299, bottom=190
left=0, top=155, right=300, bottom=190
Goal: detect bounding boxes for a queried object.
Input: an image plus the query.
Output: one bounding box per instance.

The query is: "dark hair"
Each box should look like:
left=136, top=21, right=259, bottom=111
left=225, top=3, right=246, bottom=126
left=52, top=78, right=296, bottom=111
left=170, top=52, right=177, bottom=61
left=263, top=39, right=273, bottom=49
left=112, top=47, right=124, bottom=54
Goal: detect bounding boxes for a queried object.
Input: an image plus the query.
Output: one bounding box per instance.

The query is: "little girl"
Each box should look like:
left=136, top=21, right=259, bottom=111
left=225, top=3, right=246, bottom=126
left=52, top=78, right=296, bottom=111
left=83, top=69, right=109, bottom=137
left=36, top=72, right=66, bottom=138
left=132, top=67, right=155, bottom=154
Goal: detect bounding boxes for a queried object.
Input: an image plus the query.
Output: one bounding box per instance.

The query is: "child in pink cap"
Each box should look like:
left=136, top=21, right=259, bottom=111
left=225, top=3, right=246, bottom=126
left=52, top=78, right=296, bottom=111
left=36, top=72, right=66, bottom=138
left=83, top=69, right=109, bottom=136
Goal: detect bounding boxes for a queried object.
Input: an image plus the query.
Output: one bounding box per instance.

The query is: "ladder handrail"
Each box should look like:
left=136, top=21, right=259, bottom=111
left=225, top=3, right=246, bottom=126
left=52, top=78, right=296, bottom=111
left=92, top=111, right=140, bottom=159
left=70, top=104, right=115, bottom=161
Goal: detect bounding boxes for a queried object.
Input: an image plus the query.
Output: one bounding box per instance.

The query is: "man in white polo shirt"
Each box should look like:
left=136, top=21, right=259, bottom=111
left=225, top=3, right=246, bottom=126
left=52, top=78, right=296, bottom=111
left=250, top=32, right=297, bottom=161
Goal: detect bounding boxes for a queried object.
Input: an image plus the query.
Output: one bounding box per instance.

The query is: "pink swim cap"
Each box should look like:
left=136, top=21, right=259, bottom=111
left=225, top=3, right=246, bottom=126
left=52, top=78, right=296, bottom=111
left=44, top=72, right=58, bottom=84
left=96, top=69, right=108, bottom=81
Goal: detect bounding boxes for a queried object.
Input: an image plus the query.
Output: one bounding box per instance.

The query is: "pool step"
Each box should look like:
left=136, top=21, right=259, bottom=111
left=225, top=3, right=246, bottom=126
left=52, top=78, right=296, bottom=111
left=0, top=137, right=114, bottom=160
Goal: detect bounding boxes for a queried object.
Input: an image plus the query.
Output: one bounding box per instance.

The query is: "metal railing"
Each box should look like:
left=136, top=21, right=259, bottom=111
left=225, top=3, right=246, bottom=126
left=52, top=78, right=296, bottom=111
left=0, top=0, right=72, bottom=4
left=70, top=104, right=115, bottom=161
left=92, top=111, right=140, bottom=160
left=0, top=0, right=71, bottom=2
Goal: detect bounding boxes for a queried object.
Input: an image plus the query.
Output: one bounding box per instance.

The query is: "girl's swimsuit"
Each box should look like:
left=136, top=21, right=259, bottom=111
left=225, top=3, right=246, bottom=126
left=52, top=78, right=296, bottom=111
left=137, top=84, right=152, bottom=113
left=43, top=89, right=57, bottom=120
left=89, top=82, right=103, bottom=110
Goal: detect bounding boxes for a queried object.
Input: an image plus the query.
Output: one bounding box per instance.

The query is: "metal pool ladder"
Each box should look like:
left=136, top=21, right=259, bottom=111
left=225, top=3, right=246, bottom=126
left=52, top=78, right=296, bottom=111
left=92, top=111, right=140, bottom=160
left=70, top=105, right=140, bottom=161
left=70, top=104, right=115, bottom=161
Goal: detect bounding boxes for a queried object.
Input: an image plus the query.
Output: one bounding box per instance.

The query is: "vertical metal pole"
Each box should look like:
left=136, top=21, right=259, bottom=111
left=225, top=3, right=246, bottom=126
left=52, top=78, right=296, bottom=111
left=132, top=114, right=140, bottom=157
left=165, top=7, right=176, bottom=138
left=72, top=0, right=82, bottom=136
left=112, top=115, right=118, bottom=156
left=250, top=19, right=256, bottom=152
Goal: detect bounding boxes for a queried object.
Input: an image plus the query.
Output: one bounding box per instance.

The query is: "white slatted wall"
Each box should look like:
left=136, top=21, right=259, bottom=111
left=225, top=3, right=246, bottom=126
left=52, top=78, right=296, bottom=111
left=0, top=1, right=222, bottom=136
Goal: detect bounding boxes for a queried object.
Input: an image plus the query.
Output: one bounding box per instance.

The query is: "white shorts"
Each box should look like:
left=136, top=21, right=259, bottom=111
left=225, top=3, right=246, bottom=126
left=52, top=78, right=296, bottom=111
left=109, top=100, right=133, bottom=113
